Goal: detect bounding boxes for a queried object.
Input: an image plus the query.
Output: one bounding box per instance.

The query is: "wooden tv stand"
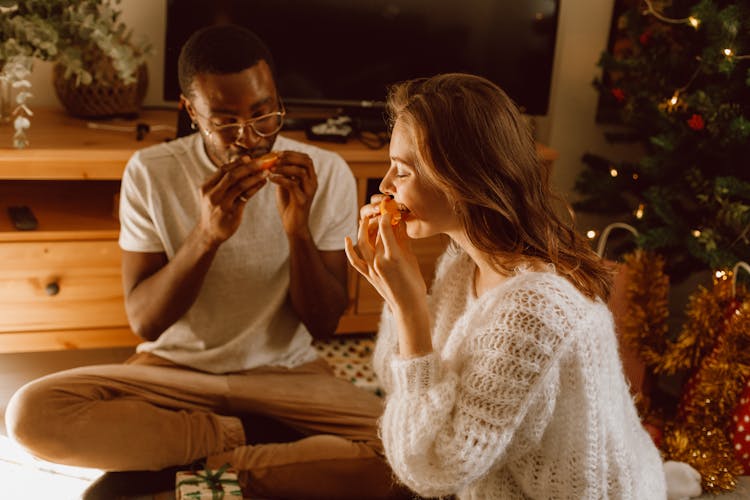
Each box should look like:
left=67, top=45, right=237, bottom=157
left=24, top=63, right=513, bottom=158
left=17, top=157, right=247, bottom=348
left=0, top=108, right=557, bottom=353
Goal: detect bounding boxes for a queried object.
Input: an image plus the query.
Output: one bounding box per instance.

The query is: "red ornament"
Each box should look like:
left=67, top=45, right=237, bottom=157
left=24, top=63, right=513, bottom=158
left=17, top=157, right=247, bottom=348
left=731, top=379, right=750, bottom=474
left=688, top=114, right=705, bottom=131
left=639, top=30, right=652, bottom=46
left=611, top=88, right=626, bottom=102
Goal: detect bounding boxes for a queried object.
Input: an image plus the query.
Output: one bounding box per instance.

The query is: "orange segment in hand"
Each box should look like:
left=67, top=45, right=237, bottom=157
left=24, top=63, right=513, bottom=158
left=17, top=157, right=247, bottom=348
left=258, top=152, right=279, bottom=170
left=379, top=197, right=402, bottom=226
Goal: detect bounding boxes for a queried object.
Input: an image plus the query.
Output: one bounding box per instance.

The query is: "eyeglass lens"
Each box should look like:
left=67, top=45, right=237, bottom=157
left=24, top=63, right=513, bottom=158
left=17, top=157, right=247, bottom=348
left=216, top=113, right=284, bottom=142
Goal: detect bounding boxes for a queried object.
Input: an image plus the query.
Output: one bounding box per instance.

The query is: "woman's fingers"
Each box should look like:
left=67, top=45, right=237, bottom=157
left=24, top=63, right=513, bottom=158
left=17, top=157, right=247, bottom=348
left=359, top=201, right=381, bottom=220
left=358, top=215, right=378, bottom=257
left=378, top=212, right=398, bottom=259
left=344, top=236, right=368, bottom=276
left=369, top=193, right=390, bottom=205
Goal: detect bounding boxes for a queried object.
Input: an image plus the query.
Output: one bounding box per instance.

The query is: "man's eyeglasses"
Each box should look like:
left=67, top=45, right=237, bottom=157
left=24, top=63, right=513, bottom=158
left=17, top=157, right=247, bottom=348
left=196, top=106, right=286, bottom=143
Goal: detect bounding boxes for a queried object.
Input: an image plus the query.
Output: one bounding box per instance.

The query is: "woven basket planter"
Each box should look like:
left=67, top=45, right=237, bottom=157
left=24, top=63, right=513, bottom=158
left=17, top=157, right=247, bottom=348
left=53, top=62, right=148, bottom=119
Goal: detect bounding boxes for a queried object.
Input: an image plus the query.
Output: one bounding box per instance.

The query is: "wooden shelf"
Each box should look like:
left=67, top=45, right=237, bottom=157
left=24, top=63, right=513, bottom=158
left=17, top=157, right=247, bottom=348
left=0, top=107, right=557, bottom=351
left=0, top=327, right=140, bottom=353
left=0, top=109, right=177, bottom=179
left=0, top=180, right=120, bottom=241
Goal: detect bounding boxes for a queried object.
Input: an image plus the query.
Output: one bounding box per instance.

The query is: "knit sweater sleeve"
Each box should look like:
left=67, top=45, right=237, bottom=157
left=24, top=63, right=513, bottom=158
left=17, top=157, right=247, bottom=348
left=380, top=276, right=577, bottom=497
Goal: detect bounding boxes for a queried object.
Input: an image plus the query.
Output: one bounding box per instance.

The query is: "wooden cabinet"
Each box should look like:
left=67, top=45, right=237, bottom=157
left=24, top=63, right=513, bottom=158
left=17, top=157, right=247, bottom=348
left=0, top=108, right=556, bottom=353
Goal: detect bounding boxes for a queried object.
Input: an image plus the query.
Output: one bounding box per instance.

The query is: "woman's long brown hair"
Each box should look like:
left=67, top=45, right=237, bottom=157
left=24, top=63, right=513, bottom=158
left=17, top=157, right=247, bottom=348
left=387, top=73, right=613, bottom=301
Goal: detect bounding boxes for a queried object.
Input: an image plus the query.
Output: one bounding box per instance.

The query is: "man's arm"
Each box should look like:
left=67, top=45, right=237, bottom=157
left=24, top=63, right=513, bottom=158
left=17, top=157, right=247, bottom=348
left=121, top=229, right=218, bottom=342
left=287, top=238, right=349, bottom=340
left=121, top=156, right=269, bottom=341
left=268, top=150, right=352, bottom=339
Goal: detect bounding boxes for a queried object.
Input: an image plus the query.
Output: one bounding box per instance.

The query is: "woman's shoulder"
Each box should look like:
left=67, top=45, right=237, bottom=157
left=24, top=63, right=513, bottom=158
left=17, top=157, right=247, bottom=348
left=478, top=268, right=607, bottom=332
left=507, top=267, right=594, bottom=304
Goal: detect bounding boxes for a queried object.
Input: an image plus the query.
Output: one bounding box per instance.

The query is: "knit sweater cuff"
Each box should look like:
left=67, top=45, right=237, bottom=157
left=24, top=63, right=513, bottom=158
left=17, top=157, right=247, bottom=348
left=390, top=352, right=441, bottom=395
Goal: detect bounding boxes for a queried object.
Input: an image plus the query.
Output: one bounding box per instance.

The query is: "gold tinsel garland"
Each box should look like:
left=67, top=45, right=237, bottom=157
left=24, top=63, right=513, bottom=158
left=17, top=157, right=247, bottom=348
left=619, top=254, right=750, bottom=493
left=619, top=249, right=670, bottom=374
left=662, top=285, right=750, bottom=493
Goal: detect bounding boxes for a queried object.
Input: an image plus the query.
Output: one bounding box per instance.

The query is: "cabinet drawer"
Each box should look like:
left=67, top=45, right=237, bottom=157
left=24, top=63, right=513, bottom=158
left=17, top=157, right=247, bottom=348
left=0, top=240, right=128, bottom=332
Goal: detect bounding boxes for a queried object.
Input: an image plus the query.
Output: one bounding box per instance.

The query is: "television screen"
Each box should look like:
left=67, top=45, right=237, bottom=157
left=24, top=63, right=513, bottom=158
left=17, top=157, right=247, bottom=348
left=164, top=0, right=559, bottom=116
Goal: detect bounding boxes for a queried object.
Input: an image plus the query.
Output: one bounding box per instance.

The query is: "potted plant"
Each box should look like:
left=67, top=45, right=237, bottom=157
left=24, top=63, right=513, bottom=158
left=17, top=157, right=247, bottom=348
left=0, top=0, right=151, bottom=121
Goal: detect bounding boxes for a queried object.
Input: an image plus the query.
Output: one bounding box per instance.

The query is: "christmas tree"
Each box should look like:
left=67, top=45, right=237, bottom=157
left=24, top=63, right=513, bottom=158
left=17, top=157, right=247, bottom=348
left=575, top=0, right=750, bottom=281
left=578, top=2, right=750, bottom=491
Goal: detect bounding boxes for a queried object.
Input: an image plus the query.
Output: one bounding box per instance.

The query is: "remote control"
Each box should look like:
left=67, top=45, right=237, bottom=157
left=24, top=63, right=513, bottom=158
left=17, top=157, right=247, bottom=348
left=7, top=205, right=39, bottom=230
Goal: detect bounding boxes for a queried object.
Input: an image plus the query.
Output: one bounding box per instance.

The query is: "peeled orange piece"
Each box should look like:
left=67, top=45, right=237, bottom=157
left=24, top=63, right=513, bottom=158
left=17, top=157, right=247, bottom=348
left=379, top=197, right=402, bottom=226
left=258, top=152, right=279, bottom=170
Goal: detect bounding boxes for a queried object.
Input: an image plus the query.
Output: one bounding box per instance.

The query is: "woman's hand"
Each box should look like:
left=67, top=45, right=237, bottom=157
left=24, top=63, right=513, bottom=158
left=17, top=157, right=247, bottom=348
left=346, top=195, right=434, bottom=357
left=345, top=195, right=426, bottom=311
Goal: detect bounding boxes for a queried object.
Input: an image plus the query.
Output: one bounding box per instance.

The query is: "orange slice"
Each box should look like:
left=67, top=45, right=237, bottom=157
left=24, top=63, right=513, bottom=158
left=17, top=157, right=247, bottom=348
left=379, top=197, right=402, bottom=226
left=258, top=152, right=279, bottom=170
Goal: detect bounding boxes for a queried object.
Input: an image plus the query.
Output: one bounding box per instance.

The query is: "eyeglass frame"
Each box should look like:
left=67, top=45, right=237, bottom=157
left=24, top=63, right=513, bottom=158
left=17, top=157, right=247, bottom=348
left=189, top=100, right=286, bottom=142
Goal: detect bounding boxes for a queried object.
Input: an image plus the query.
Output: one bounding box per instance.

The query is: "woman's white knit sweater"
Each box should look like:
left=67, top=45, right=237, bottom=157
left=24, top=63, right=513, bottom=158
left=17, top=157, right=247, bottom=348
left=373, top=247, right=667, bottom=499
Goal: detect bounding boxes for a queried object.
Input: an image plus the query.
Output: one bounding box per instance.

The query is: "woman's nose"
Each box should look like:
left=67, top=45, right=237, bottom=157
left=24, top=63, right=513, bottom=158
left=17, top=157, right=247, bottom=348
left=379, top=173, right=395, bottom=196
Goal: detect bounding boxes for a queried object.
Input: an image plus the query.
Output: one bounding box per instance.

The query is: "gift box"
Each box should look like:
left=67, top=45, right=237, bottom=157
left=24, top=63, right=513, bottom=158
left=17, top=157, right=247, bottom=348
left=175, top=463, right=242, bottom=499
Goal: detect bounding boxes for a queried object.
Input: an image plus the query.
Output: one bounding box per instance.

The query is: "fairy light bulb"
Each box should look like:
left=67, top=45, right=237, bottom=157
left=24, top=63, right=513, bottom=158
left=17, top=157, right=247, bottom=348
left=692, top=229, right=701, bottom=237
left=586, top=230, right=597, bottom=239
left=715, top=270, right=727, bottom=280
left=635, top=204, right=645, bottom=219
left=670, top=94, right=679, bottom=105
left=688, top=16, right=700, bottom=28
left=724, top=48, right=733, bottom=57
left=632, top=173, right=639, bottom=180
left=610, top=168, right=619, bottom=177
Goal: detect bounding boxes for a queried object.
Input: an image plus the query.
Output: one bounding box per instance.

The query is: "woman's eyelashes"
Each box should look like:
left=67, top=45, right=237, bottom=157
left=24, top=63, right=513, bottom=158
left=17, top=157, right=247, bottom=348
left=392, top=162, right=411, bottom=178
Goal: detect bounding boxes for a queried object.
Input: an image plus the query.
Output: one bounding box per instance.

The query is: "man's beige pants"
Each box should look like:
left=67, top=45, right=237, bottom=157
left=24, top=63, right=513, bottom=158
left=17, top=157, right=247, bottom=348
left=5, top=352, right=409, bottom=499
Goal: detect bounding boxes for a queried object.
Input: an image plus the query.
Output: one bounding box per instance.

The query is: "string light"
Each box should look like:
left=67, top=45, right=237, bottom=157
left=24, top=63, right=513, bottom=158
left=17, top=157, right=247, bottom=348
left=642, top=0, right=700, bottom=28
left=722, top=48, right=750, bottom=60
left=660, top=59, right=702, bottom=113
left=642, top=0, right=750, bottom=60
left=640, top=2, right=750, bottom=105
left=692, top=229, right=702, bottom=237
left=610, top=168, right=619, bottom=177
left=586, top=230, right=597, bottom=239
left=632, top=173, right=639, bottom=180
left=715, top=270, right=727, bottom=280
left=635, top=203, right=645, bottom=219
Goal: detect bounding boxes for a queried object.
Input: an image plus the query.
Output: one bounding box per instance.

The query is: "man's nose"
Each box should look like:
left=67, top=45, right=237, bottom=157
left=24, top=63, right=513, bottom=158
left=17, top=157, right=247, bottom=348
left=234, top=123, right=263, bottom=148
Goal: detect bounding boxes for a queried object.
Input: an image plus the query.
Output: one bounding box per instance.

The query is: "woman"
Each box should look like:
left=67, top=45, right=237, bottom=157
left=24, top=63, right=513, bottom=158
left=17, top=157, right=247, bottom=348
left=345, top=73, right=666, bottom=499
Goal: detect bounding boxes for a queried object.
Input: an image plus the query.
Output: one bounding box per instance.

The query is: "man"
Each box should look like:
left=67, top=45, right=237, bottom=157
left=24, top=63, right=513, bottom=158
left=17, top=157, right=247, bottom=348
left=6, top=25, right=406, bottom=499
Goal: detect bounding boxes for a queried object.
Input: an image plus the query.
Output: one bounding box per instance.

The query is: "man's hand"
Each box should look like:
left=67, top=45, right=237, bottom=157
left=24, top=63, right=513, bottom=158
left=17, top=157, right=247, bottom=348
left=268, top=151, right=318, bottom=239
left=198, top=156, right=269, bottom=247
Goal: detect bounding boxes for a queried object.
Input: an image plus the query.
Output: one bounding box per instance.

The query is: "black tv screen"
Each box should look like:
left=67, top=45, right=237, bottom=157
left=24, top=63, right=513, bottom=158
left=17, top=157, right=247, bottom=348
left=164, top=0, right=559, bottom=115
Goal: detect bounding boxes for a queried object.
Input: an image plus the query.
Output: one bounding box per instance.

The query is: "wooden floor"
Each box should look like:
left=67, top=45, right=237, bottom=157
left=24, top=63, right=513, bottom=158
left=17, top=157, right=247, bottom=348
left=0, top=347, right=135, bottom=436
left=3, top=346, right=750, bottom=500
left=0, top=347, right=134, bottom=499
left=0, top=339, right=378, bottom=499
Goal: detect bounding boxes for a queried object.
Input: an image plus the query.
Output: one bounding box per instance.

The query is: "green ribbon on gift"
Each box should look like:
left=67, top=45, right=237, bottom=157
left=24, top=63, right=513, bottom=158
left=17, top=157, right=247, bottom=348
left=177, top=463, right=241, bottom=500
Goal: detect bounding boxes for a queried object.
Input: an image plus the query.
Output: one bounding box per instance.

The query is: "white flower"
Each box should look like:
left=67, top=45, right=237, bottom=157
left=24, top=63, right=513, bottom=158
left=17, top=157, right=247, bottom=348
left=14, top=116, right=30, bottom=130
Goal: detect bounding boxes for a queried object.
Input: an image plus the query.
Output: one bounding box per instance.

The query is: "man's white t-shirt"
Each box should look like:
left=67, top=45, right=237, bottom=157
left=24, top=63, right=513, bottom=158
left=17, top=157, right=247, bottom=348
left=118, top=133, right=358, bottom=373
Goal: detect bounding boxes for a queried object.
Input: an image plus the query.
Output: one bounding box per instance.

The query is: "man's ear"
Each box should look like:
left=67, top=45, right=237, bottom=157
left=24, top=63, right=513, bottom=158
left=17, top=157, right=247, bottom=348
left=180, top=94, right=197, bottom=122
